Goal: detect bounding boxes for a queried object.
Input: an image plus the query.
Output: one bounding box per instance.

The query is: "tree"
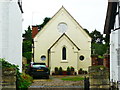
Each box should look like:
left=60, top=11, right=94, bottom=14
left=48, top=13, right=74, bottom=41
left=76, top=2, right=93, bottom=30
left=84, top=28, right=90, bottom=35
left=22, top=26, right=32, bottom=41
left=22, top=26, right=32, bottom=63
left=22, top=17, right=51, bottom=63
left=89, top=29, right=109, bottom=56
left=37, top=17, right=51, bottom=30
left=104, top=34, right=110, bottom=46
left=92, top=43, right=108, bottom=55
left=90, top=29, right=104, bottom=44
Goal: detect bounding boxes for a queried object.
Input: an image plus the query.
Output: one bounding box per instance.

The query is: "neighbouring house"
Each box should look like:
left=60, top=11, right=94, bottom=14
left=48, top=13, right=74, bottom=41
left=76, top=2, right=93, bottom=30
left=104, top=1, right=120, bottom=83
left=32, top=6, right=91, bottom=74
left=0, top=0, right=23, bottom=72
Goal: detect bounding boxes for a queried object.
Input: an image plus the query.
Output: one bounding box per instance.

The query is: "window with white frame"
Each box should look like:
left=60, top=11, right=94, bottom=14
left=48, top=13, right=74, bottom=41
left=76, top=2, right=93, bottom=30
left=62, top=47, right=66, bottom=60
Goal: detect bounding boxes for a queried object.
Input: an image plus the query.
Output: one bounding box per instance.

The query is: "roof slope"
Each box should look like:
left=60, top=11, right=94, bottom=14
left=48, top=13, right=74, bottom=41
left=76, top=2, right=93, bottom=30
left=34, top=6, right=91, bottom=40
left=104, top=2, right=117, bottom=34
left=49, top=33, right=80, bottom=50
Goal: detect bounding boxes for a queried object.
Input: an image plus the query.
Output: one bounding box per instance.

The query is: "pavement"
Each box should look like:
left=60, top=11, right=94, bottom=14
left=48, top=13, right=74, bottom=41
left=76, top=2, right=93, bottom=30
left=28, top=75, right=84, bottom=89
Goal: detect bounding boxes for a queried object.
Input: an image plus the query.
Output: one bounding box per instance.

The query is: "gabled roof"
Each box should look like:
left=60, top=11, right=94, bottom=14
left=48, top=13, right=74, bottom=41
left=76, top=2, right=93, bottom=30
left=34, top=6, right=91, bottom=39
left=49, top=33, right=80, bottom=50
left=104, top=2, right=117, bottom=34
left=18, top=0, right=23, bottom=13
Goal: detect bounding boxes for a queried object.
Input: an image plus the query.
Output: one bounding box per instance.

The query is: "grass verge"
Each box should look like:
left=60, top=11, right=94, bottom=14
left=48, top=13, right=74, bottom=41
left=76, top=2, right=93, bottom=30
left=61, top=76, right=84, bottom=81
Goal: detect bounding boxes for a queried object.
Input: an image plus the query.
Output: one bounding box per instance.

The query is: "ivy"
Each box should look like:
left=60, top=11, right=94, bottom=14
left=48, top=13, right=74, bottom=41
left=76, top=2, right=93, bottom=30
left=0, top=58, right=33, bottom=89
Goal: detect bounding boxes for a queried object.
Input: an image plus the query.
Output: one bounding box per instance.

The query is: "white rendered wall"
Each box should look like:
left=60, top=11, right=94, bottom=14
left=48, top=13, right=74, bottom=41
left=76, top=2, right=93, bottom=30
left=0, top=0, right=22, bottom=72
left=118, top=29, right=120, bottom=82
left=110, top=30, right=118, bottom=82
left=110, top=7, right=120, bottom=82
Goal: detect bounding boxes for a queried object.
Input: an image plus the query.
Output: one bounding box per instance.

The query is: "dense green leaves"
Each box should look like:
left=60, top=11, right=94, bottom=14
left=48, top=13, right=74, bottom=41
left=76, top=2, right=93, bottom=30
left=22, top=26, right=32, bottom=41
left=89, top=29, right=104, bottom=44
left=91, top=43, right=108, bottom=55
left=22, top=17, right=51, bottom=63
left=0, top=58, right=18, bottom=68
left=0, top=58, right=33, bottom=89
left=22, top=26, right=32, bottom=62
left=22, top=41, right=32, bottom=53
left=84, top=29, right=109, bottom=56
left=37, top=17, right=51, bottom=30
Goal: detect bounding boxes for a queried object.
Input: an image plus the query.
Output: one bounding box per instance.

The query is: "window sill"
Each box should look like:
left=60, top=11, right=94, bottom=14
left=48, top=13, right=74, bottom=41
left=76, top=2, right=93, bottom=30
left=61, top=60, right=68, bottom=63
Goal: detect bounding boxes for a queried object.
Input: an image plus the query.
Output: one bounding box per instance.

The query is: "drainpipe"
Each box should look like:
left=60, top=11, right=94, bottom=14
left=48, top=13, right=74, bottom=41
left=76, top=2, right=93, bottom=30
left=48, top=49, right=50, bottom=67
left=32, top=39, right=34, bottom=62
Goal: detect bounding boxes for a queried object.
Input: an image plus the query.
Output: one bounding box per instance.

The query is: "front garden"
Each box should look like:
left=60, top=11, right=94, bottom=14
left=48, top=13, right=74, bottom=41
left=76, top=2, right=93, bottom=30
left=52, top=66, right=88, bottom=75
left=61, top=76, right=84, bottom=81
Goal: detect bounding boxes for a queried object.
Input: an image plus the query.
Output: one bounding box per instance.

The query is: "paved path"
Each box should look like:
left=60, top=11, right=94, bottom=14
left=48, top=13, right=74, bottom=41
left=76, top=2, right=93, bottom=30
left=29, top=75, right=84, bottom=89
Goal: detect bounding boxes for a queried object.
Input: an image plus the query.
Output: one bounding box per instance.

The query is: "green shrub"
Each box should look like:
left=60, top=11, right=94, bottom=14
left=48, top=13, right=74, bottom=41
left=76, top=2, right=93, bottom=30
left=79, top=68, right=83, bottom=74
left=70, top=66, right=74, bottom=71
left=54, top=67, right=58, bottom=75
left=58, top=67, right=63, bottom=75
left=0, top=58, right=33, bottom=89
left=67, top=67, right=71, bottom=75
left=84, top=71, right=88, bottom=74
left=17, top=73, right=33, bottom=88
left=0, top=58, right=18, bottom=69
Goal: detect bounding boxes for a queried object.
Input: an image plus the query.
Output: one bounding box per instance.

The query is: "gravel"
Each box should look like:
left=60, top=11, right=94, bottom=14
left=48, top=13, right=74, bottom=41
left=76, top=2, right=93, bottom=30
left=29, top=75, right=84, bottom=88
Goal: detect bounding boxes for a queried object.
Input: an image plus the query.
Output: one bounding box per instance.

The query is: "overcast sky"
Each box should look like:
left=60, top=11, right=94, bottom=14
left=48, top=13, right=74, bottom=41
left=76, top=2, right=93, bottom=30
left=22, top=0, right=108, bottom=34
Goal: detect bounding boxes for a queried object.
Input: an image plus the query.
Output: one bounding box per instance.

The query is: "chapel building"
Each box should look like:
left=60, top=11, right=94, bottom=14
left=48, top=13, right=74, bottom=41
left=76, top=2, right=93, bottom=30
left=33, top=6, right=91, bottom=74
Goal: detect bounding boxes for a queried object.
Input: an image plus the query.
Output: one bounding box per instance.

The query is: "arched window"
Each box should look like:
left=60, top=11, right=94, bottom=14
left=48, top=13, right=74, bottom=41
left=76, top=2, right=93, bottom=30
left=62, top=47, right=66, bottom=60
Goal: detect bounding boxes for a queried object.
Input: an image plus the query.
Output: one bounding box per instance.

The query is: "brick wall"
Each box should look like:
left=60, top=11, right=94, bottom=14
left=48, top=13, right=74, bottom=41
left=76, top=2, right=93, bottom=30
left=32, top=26, right=38, bottom=38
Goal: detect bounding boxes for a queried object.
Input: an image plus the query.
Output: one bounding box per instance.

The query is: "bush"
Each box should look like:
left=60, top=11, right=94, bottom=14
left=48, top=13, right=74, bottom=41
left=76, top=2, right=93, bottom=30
left=70, top=66, right=74, bottom=71
left=58, top=67, right=63, bottom=75
left=54, top=67, right=58, bottom=75
left=0, top=58, right=18, bottom=69
left=79, top=68, right=83, bottom=74
left=67, top=67, right=71, bottom=75
left=84, top=71, right=88, bottom=74
left=0, top=58, right=33, bottom=89
left=17, top=73, right=33, bottom=88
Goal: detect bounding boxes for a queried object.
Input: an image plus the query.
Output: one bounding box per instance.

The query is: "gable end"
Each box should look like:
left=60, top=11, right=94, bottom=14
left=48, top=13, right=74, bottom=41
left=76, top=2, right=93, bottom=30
left=48, top=33, right=80, bottom=50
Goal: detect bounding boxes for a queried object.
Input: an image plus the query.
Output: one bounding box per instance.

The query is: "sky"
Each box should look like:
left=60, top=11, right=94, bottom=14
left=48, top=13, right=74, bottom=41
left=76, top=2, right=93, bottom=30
left=22, top=0, right=108, bottom=34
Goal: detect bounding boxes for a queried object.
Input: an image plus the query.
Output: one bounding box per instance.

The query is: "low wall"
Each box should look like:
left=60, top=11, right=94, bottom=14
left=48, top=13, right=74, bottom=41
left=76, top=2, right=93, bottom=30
left=1, top=68, right=16, bottom=89
left=89, top=66, right=110, bottom=89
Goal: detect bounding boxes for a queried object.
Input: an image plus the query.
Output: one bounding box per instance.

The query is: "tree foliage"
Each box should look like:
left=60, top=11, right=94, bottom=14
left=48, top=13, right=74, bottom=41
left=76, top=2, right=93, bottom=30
left=37, top=17, right=51, bottom=30
left=22, top=17, right=51, bottom=63
left=89, top=29, right=109, bottom=56
left=22, top=26, right=32, bottom=62
left=22, top=26, right=32, bottom=41
left=91, top=43, right=108, bottom=55
left=90, top=29, right=104, bottom=44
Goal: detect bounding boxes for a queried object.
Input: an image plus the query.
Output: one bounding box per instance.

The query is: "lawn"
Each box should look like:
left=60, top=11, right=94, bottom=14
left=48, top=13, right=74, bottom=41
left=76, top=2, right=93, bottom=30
left=61, top=76, right=84, bottom=81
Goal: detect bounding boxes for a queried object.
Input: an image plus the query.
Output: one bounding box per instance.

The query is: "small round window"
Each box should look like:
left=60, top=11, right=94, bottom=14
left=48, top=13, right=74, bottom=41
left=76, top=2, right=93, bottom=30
left=41, top=55, right=46, bottom=61
left=79, top=55, right=84, bottom=61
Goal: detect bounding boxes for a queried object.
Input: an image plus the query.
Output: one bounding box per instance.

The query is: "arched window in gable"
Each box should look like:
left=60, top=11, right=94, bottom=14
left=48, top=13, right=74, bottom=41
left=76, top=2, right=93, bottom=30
left=62, top=47, right=66, bottom=60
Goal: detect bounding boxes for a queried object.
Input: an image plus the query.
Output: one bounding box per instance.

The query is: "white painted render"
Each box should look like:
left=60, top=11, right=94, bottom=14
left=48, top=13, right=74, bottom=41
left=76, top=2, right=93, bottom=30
left=34, top=7, right=91, bottom=74
left=110, top=3, right=120, bottom=82
left=0, top=0, right=22, bottom=72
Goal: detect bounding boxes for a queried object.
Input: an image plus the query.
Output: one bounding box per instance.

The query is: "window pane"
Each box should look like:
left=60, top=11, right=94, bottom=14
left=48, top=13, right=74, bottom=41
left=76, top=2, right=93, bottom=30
left=62, top=47, right=66, bottom=60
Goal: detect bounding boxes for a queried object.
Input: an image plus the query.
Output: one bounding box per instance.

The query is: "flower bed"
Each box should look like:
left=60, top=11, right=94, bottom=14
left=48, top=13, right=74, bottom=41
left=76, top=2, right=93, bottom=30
left=53, top=66, right=76, bottom=75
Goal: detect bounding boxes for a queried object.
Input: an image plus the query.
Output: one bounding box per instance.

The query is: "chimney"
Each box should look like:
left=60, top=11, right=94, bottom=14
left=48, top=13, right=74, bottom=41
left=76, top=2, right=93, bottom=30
left=32, top=26, right=38, bottom=38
